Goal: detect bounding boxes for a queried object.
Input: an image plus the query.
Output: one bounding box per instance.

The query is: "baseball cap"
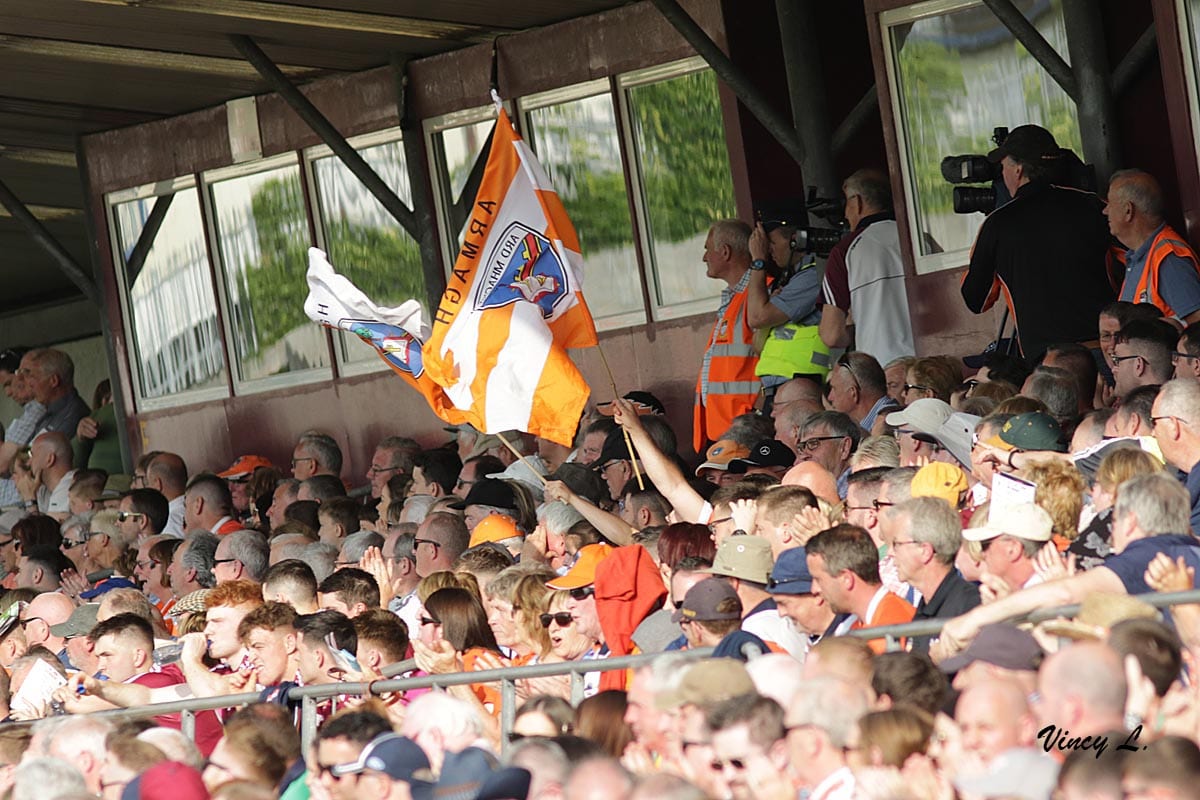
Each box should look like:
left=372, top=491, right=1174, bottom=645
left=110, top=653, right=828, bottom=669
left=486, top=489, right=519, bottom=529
left=953, top=748, right=1059, bottom=800
left=939, top=623, right=1043, bottom=673
left=218, top=455, right=272, bottom=480
left=961, top=502, right=1053, bottom=543
left=671, top=577, right=743, bottom=623
left=547, top=543, right=614, bottom=590
left=885, top=398, right=953, bottom=435
left=466, top=433, right=501, bottom=461
left=435, top=747, right=530, bottom=800
left=987, top=124, right=1059, bottom=164
left=592, top=428, right=634, bottom=470
left=705, top=535, right=774, bottom=585
left=910, top=462, right=969, bottom=507
left=727, top=439, right=795, bottom=474
left=985, top=411, right=1066, bottom=453
left=331, top=733, right=434, bottom=785
left=122, top=762, right=208, bottom=800
left=767, top=547, right=813, bottom=594
left=694, top=439, right=751, bottom=476
left=934, top=412, right=979, bottom=469
left=50, top=602, right=100, bottom=639
left=596, top=391, right=667, bottom=417
left=448, top=478, right=518, bottom=511
left=468, top=514, right=522, bottom=548
left=655, top=658, right=756, bottom=710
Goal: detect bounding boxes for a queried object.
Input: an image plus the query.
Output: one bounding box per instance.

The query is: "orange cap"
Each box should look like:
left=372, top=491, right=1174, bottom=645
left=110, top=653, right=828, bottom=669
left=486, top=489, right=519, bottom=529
left=218, top=455, right=272, bottom=480
left=547, top=543, right=615, bottom=590
left=468, top=514, right=522, bottom=548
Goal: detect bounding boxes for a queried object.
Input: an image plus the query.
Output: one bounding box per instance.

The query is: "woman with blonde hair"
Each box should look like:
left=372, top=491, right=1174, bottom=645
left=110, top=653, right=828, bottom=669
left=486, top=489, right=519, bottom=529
left=1068, top=447, right=1163, bottom=571
left=484, top=566, right=554, bottom=664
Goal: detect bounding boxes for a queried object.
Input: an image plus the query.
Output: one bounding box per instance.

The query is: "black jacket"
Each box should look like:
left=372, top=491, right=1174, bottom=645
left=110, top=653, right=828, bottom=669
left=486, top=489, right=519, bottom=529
left=961, top=181, right=1114, bottom=361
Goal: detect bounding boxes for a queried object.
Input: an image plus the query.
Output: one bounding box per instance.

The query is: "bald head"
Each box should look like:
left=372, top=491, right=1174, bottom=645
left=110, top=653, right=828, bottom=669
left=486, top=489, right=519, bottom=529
left=782, top=461, right=839, bottom=505
left=32, top=432, right=72, bottom=464
left=1110, top=169, right=1165, bottom=224
left=956, top=681, right=1035, bottom=763
left=1038, top=642, right=1127, bottom=735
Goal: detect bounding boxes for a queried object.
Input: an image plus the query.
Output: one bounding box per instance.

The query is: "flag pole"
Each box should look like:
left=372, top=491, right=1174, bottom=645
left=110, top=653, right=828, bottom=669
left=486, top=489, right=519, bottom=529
left=495, top=432, right=548, bottom=487
left=596, top=346, right=644, bottom=491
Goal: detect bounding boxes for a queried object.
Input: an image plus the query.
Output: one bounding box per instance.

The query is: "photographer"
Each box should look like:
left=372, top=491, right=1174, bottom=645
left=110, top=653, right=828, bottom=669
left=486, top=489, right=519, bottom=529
left=960, top=124, right=1114, bottom=362
left=747, top=217, right=830, bottom=407
left=818, top=169, right=916, bottom=365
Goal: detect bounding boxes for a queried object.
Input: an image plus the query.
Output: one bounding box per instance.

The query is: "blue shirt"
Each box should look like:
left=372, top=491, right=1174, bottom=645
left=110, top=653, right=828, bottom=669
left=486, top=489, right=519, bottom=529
left=1119, top=224, right=1200, bottom=319
left=1104, top=535, right=1200, bottom=594
left=1187, top=462, right=1200, bottom=535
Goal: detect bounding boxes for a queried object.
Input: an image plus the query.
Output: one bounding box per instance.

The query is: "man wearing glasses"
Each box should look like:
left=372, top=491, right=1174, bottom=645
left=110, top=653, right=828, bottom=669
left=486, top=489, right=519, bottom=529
left=365, top=436, right=418, bottom=500
left=412, top=513, right=469, bottom=578
left=1174, top=322, right=1200, bottom=380
left=793, top=411, right=860, bottom=499
left=117, top=489, right=168, bottom=544
left=290, top=432, right=343, bottom=482
left=1111, top=319, right=1176, bottom=398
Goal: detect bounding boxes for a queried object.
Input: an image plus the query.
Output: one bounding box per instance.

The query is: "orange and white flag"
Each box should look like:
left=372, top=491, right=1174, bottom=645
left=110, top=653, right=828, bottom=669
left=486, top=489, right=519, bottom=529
left=422, top=107, right=597, bottom=446
left=304, top=248, right=468, bottom=425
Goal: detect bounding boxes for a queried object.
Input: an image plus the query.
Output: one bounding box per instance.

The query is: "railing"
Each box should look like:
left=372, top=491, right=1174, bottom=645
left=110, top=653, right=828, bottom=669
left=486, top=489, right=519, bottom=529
left=22, top=647, right=716, bottom=754
left=842, top=588, right=1200, bottom=650
left=24, top=588, right=1200, bottom=752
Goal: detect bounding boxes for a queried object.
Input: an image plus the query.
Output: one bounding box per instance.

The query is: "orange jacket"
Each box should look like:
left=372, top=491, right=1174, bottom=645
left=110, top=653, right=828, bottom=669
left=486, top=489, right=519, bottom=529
left=694, top=286, right=759, bottom=451
left=594, top=545, right=668, bottom=692
left=1122, top=225, right=1200, bottom=318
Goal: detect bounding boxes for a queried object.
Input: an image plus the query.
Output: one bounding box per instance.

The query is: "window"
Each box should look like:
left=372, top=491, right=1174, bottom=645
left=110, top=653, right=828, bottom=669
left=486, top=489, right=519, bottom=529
left=523, top=82, right=644, bottom=326
left=1178, top=0, right=1200, bottom=163
left=207, top=157, right=330, bottom=387
left=309, top=132, right=426, bottom=370
left=884, top=0, right=1083, bottom=273
left=109, top=180, right=228, bottom=407
left=621, top=59, right=736, bottom=318
left=426, top=106, right=500, bottom=266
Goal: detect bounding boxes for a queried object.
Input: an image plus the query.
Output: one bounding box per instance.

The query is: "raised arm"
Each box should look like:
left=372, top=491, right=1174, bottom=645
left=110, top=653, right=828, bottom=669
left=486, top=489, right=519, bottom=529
left=612, top=397, right=706, bottom=522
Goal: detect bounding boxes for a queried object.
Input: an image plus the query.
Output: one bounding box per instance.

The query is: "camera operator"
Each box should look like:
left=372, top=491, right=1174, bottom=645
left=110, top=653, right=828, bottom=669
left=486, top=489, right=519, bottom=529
left=747, top=217, right=830, bottom=408
left=960, top=124, right=1114, bottom=362
left=1105, top=168, right=1200, bottom=325
left=818, top=169, right=916, bottom=365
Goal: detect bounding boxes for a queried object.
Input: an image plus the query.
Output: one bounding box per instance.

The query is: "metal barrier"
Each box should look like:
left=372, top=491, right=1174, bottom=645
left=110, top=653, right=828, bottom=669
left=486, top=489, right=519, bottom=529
left=26, top=647, right=715, bottom=754
left=23, top=588, right=1200, bottom=751
left=842, top=588, right=1200, bottom=651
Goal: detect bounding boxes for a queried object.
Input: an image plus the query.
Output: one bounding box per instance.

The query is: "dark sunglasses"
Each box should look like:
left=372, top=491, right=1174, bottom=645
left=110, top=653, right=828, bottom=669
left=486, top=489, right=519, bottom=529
left=419, top=616, right=440, bottom=627
left=540, top=612, right=575, bottom=628
left=568, top=586, right=594, bottom=600
left=117, top=511, right=144, bottom=523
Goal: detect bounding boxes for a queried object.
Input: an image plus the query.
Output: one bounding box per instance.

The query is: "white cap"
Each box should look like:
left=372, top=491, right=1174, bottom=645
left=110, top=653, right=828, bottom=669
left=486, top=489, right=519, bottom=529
left=962, top=502, right=1053, bottom=543
left=885, top=398, right=953, bottom=435
left=935, top=412, right=981, bottom=469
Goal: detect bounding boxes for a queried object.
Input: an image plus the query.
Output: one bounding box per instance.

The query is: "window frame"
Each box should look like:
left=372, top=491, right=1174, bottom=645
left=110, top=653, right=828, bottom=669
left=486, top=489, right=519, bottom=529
left=202, top=151, right=334, bottom=396
left=517, top=78, right=650, bottom=331
left=107, top=175, right=232, bottom=412
left=616, top=56, right=728, bottom=321
left=303, top=126, right=420, bottom=378
left=1176, top=0, right=1200, bottom=168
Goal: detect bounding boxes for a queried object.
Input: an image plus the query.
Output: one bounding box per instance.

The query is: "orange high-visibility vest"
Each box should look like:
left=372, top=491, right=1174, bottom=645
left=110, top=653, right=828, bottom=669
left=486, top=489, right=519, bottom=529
left=694, top=288, right=759, bottom=451
left=1124, top=225, right=1200, bottom=318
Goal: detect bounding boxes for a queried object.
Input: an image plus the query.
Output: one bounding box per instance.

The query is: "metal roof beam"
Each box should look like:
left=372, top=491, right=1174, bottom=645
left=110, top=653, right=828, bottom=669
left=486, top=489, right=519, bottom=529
left=0, top=95, right=160, bottom=126
left=980, top=0, right=1079, bottom=101
left=0, top=146, right=77, bottom=168
left=0, top=34, right=325, bottom=80
left=74, top=0, right=500, bottom=43
left=230, top=34, right=416, bottom=235
left=0, top=178, right=96, bottom=304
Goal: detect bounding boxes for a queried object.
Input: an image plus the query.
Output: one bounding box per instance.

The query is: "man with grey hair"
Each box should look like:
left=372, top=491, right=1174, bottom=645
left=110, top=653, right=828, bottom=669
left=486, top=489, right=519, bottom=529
left=565, top=757, right=635, bottom=800
left=819, top=168, right=914, bottom=365
left=694, top=218, right=758, bottom=452
left=212, top=530, right=268, bottom=583
left=167, top=530, right=218, bottom=596
left=398, top=691, right=486, bottom=775
left=300, top=541, right=338, bottom=583
left=338, top=530, right=384, bottom=569
left=12, top=758, right=86, bottom=800
left=18, top=348, right=89, bottom=440
left=888, top=497, right=979, bottom=653
left=45, top=715, right=112, bottom=794
left=939, top=472, right=1200, bottom=659
left=796, top=411, right=861, bottom=497
left=1106, top=168, right=1200, bottom=324
left=366, top=435, right=420, bottom=499
left=507, top=738, right=569, bottom=800
left=1022, top=366, right=1079, bottom=426
left=1153, top=378, right=1200, bottom=530
left=291, top=431, right=342, bottom=481
left=529, top=501, right=585, bottom=566
left=785, top=678, right=870, bottom=799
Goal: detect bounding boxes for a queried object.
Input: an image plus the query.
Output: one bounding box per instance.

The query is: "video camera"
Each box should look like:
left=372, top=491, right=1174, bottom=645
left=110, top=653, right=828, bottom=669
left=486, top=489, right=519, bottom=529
left=941, top=126, right=1096, bottom=215
left=756, top=187, right=848, bottom=258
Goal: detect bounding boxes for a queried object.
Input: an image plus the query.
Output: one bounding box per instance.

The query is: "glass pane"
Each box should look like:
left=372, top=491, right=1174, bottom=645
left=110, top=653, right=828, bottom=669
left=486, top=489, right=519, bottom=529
left=313, top=140, right=426, bottom=364
left=627, top=69, right=735, bottom=308
left=528, top=93, right=642, bottom=319
left=433, top=116, right=496, bottom=250
left=210, top=163, right=328, bottom=381
left=891, top=0, right=1083, bottom=257
left=112, top=187, right=228, bottom=400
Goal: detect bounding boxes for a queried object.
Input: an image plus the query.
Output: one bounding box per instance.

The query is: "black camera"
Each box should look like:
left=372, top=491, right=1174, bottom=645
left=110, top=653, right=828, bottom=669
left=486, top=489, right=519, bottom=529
left=940, top=127, right=1012, bottom=215
left=941, top=126, right=1097, bottom=215
left=756, top=187, right=848, bottom=258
